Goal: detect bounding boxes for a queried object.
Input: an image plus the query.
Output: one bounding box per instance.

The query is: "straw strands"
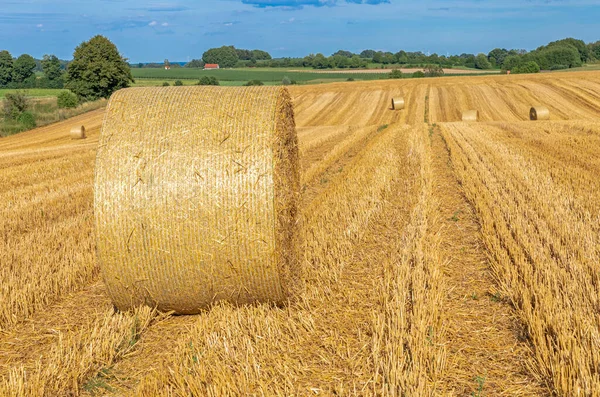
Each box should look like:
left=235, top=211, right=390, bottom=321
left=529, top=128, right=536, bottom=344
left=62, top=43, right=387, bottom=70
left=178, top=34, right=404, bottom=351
left=95, top=86, right=300, bottom=313
left=391, top=97, right=405, bottom=110
left=461, top=110, right=479, bottom=122
left=2, top=71, right=600, bottom=396
left=69, top=125, right=86, bottom=139
left=530, top=106, right=550, bottom=120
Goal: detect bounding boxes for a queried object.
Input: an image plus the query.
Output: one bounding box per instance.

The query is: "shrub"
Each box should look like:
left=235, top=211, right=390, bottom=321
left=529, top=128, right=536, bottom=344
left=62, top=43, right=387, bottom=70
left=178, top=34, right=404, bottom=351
left=174, top=80, right=183, bottom=86
left=244, top=80, right=264, bottom=86
left=513, top=61, right=540, bottom=74
left=291, top=80, right=298, bottom=85
left=282, top=76, right=292, bottom=85
left=57, top=91, right=79, bottom=109
left=412, top=71, right=425, bottom=78
left=424, top=65, right=444, bottom=77
left=17, top=111, right=36, bottom=129
left=162, top=82, right=170, bottom=86
left=3, top=91, right=29, bottom=119
left=388, top=69, right=403, bottom=79
left=550, top=64, right=569, bottom=70
left=197, top=76, right=220, bottom=86
left=347, top=77, right=355, bottom=82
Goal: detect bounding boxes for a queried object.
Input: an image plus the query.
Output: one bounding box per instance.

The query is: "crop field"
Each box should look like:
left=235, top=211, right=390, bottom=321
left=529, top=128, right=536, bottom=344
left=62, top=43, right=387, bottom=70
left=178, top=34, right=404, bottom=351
left=0, top=71, right=599, bottom=396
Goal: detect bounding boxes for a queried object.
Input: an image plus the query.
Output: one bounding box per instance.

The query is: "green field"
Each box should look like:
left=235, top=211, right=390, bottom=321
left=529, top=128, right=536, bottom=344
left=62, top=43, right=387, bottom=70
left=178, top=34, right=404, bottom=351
left=0, top=88, right=68, bottom=98
left=131, top=68, right=393, bottom=84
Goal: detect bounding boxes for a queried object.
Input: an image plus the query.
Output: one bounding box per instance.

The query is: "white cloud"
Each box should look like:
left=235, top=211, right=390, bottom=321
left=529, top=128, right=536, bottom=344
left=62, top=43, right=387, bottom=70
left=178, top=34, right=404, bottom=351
left=149, top=21, right=158, bottom=26
left=161, top=22, right=169, bottom=26
left=36, top=24, right=43, bottom=28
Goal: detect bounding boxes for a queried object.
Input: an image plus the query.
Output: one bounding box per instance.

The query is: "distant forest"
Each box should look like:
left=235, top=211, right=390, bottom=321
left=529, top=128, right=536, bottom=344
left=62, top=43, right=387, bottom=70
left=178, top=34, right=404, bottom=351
left=136, top=38, right=600, bottom=73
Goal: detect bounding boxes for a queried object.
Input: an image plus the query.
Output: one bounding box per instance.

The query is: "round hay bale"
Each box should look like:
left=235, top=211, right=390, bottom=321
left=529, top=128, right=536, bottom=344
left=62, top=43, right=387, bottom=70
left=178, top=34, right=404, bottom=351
left=391, top=97, right=405, bottom=110
left=530, top=106, right=550, bottom=121
left=95, top=86, right=300, bottom=313
left=70, top=125, right=86, bottom=139
left=461, top=110, right=479, bottom=122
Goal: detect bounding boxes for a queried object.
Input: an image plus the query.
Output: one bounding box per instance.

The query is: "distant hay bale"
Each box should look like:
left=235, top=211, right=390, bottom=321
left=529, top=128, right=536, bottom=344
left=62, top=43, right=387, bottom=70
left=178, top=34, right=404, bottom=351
left=95, top=86, right=300, bottom=313
left=391, top=97, right=405, bottom=110
left=70, top=125, right=86, bottom=139
left=530, top=106, right=550, bottom=121
left=461, top=110, right=479, bottom=122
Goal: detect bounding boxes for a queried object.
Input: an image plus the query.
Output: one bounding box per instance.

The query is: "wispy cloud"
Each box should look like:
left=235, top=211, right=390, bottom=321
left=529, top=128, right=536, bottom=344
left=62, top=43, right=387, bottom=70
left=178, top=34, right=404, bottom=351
left=241, top=0, right=388, bottom=9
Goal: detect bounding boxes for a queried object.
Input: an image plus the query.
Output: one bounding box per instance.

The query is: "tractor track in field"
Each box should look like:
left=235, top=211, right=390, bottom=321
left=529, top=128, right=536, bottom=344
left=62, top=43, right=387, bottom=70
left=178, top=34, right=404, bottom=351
left=429, top=126, right=547, bottom=396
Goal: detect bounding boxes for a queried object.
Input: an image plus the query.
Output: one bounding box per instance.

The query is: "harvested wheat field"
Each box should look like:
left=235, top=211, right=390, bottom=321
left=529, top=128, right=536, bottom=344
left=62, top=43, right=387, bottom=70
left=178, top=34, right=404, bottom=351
left=0, top=71, right=599, bottom=396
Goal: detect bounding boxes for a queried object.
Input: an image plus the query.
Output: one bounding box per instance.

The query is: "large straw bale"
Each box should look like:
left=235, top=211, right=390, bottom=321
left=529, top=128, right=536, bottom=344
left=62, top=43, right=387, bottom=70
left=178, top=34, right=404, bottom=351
left=530, top=106, right=550, bottom=121
left=94, top=86, right=300, bottom=313
left=391, top=97, right=405, bottom=110
left=461, top=110, right=479, bottom=122
left=70, top=125, right=86, bottom=139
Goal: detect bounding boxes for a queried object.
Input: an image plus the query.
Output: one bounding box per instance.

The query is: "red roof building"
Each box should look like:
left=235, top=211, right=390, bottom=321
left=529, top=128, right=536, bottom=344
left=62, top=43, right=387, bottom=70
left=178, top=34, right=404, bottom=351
left=204, top=64, right=220, bottom=70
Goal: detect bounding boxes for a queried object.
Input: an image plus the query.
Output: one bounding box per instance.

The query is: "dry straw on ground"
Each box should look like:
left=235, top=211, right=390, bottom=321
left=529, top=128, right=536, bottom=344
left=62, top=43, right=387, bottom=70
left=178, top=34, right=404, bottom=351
left=94, top=86, right=300, bottom=314
left=529, top=106, right=550, bottom=120
left=461, top=110, right=479, bottom=122
left=69, top=125, right=86, bottom=139
left=391, top=97, right=405, bottom=110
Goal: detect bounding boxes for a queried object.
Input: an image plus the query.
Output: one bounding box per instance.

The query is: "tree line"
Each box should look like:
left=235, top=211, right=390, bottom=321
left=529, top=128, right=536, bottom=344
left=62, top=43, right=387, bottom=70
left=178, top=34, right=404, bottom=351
left=178, top=38, right=600, bottom=73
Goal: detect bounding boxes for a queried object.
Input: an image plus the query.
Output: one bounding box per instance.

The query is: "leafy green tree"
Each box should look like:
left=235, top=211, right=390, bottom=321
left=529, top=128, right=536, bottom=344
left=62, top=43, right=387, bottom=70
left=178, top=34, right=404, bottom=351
left=512, top=61, right=540, bottom=74
left=41, top=56, right=61, bottom=79
left=359, top=49, right=375, bottom=59
left=424, top=65, right=444, bottom=77
left=244, top=79, right=264, bottom=86
left=395, top=50, right=409, bottom=64
left=12, top=54, right=37, bottom=83
left=312, top=53, right=330, bottom=69
left=3, top=91, right=28, bottom=119
left=251, top=50, right=271, bottom=60
left=202, top=46, right=239, bottom=68
left=349, top=55, right=364, bottom=68
left=174, top=80, right=183, bottom=86
left=185, top=59, right=205, bottom=68
left=589, top=41, right=600, bottom=60
left=235, top=48, right=253, bottom=60
left=501, top=55, right=524, bottom=72
left=0, top=50, right=14, bottom=86
left=487, top=48, right=508, bottom=67
left=282, top=76, right=291, bottom=85
left=65, top=35, right=133, bottom=100
left=545, top=38, right=589, bottom=62
left=412, top=71, right=425, bottom=78
left=197, top=76, right=219, bottom=86
left=332, top=50, right=354, bottom=58
left=57, top=91, right=79, bottom=108
left=474, top=53, right=492, bottom=70
left=388, top=69, right=403, bottom=79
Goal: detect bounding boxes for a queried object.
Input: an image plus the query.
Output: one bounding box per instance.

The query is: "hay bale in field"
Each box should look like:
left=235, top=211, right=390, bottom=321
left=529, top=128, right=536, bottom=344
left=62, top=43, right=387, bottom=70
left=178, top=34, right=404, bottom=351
left=530, top=106, right=550, bottom=121
left=391, top=97, right=405, bottom=110
left=95, top=86, right=300, bottom=313
left=70, top=125, right=86, bottom=139
left=461, top=110, right=479, bottom=122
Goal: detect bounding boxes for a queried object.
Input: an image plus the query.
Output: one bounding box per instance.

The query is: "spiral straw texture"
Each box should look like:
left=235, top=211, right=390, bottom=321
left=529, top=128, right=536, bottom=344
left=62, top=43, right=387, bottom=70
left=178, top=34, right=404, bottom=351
left=94, top=86, right=300, bottom=313
left=530, top=106, right=550, bottom=121
left=391, top=97, right=405, bottom=110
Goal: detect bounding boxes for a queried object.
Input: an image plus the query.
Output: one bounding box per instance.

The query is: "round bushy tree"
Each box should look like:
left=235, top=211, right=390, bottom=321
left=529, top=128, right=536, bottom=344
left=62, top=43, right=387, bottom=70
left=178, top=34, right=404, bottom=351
left=65, top=35, right=134, bottom=100
left=0, top=50, right=14, bottom=86
left=12, top=54, right=37, bottom=83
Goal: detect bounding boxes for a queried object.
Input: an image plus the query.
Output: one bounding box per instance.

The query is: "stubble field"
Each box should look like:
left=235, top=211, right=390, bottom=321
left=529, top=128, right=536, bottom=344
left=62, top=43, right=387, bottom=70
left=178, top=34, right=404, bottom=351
left=0, top=71, right=599, bottom=396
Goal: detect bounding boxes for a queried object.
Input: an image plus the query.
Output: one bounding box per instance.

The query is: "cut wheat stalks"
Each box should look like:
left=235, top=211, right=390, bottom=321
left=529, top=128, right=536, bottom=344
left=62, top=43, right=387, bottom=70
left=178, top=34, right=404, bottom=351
left=95, top=86, right=300, bottom=314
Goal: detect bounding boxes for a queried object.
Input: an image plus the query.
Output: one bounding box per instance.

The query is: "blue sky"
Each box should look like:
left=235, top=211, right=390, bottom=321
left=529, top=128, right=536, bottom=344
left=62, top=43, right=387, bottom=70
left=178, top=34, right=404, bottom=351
left=0, top=0, right=598, bottom=62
